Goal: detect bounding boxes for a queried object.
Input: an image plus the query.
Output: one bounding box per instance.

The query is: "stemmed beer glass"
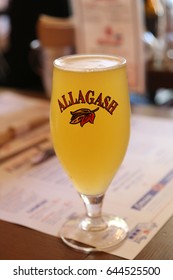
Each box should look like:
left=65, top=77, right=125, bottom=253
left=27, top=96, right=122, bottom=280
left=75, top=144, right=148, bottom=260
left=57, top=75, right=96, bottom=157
left=50, top=54, right=130, bottom=252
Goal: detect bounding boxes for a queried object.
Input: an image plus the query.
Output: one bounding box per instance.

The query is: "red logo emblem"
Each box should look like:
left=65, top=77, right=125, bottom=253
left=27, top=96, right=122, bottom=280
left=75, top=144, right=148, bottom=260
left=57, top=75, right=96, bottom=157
left=70, top=107, right=99, bottom=127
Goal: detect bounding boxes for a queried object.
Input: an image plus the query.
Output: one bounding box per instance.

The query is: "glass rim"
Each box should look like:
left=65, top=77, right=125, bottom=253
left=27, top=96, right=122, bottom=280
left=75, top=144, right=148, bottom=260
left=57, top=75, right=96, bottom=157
left=53, top=54, right=126, bottom=72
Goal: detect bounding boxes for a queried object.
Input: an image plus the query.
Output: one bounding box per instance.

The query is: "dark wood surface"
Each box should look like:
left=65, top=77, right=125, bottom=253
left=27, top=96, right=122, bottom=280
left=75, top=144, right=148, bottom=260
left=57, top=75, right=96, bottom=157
left=146, top=63, right=173, bottom=103
left=1, top=90, right=173, bottom=260
left=1, top=215, right=173, bottom=260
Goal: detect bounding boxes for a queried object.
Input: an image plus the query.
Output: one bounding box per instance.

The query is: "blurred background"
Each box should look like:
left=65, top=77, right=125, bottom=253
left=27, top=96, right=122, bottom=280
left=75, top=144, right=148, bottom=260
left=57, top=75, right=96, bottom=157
left=1, top=0, right=173, bottom=105
left=0, top=0, right=71, bottom=92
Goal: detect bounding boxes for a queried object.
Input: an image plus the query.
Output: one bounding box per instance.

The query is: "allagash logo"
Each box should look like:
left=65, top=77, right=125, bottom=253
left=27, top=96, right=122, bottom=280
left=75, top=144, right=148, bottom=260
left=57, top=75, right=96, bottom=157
left=70, top=107, right=99, bottom=127
left=57, top=89, right=118, bottom=127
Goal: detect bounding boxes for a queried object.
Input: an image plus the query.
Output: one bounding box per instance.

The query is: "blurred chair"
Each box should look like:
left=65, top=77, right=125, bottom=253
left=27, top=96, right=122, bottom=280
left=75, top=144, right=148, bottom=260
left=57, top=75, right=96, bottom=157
left=36, top=14, right=75, bottom=97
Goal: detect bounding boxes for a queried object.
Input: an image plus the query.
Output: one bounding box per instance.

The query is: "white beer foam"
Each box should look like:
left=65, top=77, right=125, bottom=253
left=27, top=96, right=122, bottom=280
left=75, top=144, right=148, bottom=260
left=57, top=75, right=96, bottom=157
left=54, top=54, right=126, bottom=72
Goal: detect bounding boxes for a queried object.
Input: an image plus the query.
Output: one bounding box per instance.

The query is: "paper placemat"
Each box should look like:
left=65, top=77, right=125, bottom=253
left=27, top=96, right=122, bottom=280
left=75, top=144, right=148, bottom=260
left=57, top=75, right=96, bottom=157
left=0, top=115, right=173, bottom=259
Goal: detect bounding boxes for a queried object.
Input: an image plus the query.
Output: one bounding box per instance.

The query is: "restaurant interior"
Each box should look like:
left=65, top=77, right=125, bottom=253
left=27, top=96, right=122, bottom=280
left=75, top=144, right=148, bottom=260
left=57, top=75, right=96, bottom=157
left=1, top=0, right=173, bottom=105
left=0, top=0, right=173, bottom=260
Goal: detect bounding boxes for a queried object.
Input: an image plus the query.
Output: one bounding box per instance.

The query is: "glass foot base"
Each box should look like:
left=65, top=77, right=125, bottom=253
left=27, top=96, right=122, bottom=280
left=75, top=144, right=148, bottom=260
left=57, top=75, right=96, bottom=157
left=59, top=215, right=128, bottom=253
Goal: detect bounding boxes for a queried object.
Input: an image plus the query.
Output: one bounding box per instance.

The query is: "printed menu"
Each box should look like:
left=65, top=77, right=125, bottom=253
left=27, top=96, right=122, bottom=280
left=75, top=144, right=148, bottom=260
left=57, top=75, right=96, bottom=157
left=0, top=114, right=173, bottom=259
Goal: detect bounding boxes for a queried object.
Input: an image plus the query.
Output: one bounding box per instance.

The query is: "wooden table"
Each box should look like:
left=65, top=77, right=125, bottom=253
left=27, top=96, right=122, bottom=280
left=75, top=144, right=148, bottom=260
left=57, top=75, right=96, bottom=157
left=1, top=93, right=173, bottom=260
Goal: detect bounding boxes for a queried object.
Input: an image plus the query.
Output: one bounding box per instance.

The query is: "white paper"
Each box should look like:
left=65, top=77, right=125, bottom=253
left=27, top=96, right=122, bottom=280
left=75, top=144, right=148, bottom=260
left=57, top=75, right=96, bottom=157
left=0, top=115, right=173, bottom=259
left=72, top=0, right=145, bottom=93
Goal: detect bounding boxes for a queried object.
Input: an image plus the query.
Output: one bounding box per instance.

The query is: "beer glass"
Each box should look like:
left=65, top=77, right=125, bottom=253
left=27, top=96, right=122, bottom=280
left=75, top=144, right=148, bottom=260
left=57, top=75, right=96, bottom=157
left=50, top=54, right=130, bottom=252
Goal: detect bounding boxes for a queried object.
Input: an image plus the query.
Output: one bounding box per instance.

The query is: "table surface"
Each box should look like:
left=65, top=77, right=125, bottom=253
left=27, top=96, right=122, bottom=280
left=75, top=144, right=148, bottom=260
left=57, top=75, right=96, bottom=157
left=1, top=89, right=173, bottom=260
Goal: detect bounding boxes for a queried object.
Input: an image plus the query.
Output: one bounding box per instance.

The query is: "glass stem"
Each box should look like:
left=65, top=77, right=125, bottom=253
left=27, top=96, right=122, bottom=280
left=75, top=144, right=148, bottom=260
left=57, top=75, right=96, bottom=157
left=80, top=193, right=107, bottom=232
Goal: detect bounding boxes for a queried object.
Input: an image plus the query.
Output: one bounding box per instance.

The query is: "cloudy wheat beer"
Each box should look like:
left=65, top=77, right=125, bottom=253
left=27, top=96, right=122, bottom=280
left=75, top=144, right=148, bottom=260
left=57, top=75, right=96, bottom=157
left=50, top=54, right=130, bottom=251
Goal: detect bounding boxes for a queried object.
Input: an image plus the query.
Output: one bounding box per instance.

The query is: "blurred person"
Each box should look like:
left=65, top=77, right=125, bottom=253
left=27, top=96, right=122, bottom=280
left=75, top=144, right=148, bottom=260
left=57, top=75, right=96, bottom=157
left=0, top=0, right=71, bottom=91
